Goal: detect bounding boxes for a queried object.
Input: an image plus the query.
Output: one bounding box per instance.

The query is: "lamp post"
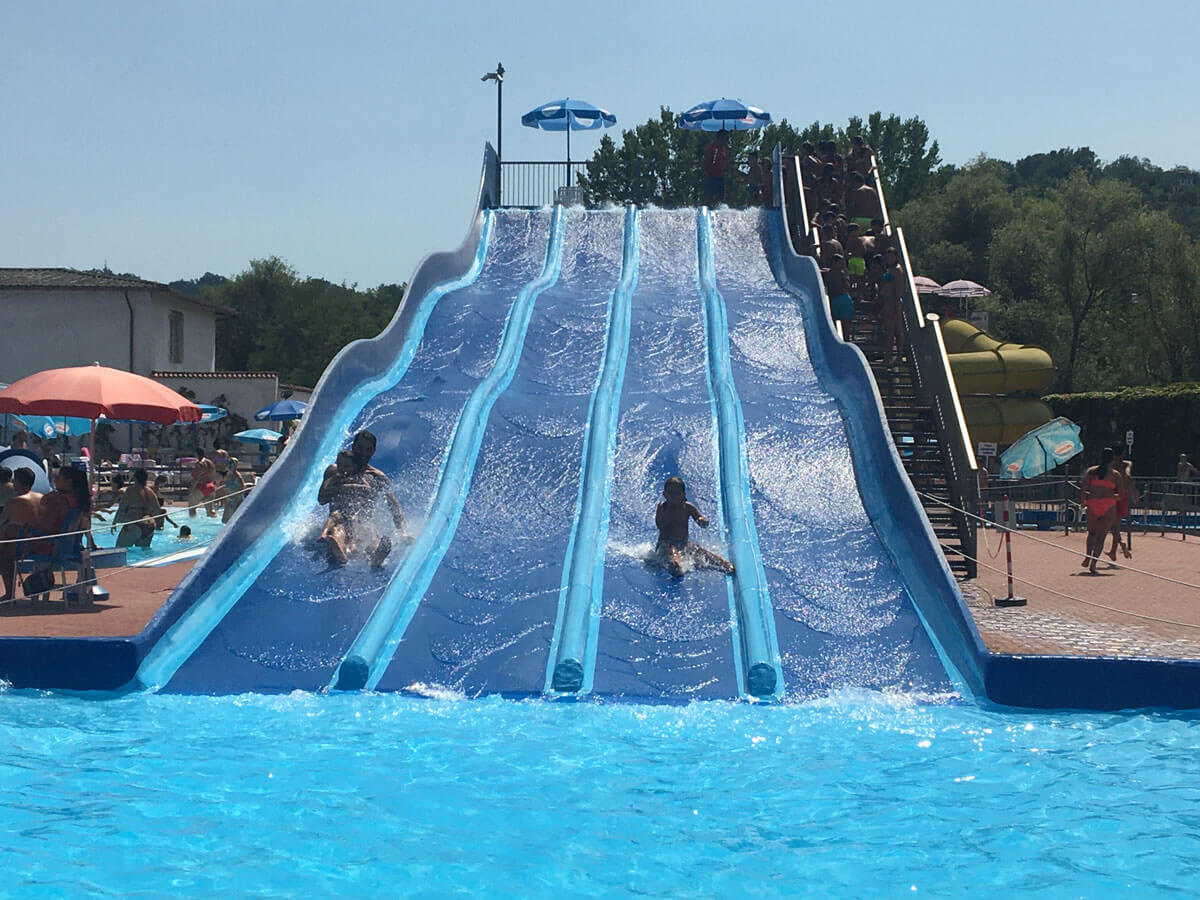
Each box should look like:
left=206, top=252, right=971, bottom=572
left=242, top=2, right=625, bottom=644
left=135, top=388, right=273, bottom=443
left=481, top=62, right=504, bottom=206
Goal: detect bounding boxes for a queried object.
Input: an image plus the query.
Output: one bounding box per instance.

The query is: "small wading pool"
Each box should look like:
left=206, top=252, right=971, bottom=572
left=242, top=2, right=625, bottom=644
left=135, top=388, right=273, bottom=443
left=89, top=510, right=226, bottom=566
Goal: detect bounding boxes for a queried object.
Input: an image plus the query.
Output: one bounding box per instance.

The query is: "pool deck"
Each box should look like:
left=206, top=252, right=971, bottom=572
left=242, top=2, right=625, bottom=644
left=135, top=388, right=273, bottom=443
left=3, top=524, right=1200, bottom=704
left=3, top=526, right=1199, bottom=653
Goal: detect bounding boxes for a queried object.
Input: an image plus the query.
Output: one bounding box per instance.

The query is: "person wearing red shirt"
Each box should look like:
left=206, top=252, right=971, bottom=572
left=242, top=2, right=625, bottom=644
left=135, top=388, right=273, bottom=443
left=702, top=132, right=729, bottom=206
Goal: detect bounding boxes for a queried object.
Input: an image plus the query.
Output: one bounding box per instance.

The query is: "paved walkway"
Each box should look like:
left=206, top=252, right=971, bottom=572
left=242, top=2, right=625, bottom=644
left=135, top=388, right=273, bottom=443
left=964, top=527, right=1200, bottom=659
left=0, top=561, right=193, bottom=638
left=5, top=525, right=1200, bottom=664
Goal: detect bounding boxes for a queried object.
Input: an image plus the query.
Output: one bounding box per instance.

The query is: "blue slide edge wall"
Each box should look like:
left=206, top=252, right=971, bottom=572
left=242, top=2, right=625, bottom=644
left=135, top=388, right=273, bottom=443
left=770, top=150, right=1200, bottom=711
left=0, top=147, right=499, bottom=693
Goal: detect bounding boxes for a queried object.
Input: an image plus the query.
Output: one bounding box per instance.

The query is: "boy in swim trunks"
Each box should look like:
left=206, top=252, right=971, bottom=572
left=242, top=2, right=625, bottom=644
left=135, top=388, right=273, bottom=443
left=188, top=449, right=218, bottom=518
left=655, top=477, right=734, bottom=577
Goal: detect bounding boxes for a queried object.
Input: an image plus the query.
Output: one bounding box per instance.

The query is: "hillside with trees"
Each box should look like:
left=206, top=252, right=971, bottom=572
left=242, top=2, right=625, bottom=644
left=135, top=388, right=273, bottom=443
left=580, top=110, right=1200, bottom=394
left=171, top=261, right=406, bottom=387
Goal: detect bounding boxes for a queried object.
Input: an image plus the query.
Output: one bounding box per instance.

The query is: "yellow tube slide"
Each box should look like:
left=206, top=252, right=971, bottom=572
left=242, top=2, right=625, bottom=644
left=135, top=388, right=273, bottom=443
left=941, top=318, right=1056, bottom=394
left=961, top=397, right=1055, bottom=445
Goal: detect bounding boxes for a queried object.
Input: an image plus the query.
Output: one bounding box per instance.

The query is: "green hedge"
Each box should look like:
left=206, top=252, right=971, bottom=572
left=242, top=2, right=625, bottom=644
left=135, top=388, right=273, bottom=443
left=1043, top=384, right=1200, bottom=475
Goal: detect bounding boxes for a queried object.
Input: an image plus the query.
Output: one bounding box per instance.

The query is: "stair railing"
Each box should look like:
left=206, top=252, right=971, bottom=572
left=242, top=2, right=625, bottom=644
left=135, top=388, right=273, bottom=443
left=871, top=155, right=978, bottom=575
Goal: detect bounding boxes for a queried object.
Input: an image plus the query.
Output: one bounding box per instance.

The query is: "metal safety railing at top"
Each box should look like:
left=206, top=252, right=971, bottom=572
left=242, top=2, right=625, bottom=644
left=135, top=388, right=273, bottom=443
left=499, top=161, right=590, bottom=208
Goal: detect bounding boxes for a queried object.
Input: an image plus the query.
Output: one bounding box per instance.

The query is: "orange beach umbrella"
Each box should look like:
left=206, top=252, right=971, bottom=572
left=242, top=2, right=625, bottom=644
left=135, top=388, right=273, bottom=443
left=0, top=363, right=202, bottom=426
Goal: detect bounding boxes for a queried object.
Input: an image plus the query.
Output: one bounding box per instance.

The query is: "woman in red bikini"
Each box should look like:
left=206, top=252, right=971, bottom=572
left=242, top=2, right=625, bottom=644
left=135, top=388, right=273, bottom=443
left=1080, top=447, right=1122, bottom=574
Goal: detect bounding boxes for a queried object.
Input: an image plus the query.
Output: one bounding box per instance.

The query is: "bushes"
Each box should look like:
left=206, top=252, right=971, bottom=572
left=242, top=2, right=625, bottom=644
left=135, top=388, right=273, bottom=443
left=1043, top=384, right=1200, bottom=474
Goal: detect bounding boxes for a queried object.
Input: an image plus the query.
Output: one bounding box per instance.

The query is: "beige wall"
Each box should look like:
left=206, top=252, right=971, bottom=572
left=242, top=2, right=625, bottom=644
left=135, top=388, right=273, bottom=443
left=0, top=288, right=217, bottom=381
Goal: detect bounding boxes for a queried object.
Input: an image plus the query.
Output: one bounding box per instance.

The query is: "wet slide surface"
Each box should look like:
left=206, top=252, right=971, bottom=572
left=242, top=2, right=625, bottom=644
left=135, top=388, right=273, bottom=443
left=164, top=211, right=553, bottom=693
left=158, top=206, right=952, bottom=701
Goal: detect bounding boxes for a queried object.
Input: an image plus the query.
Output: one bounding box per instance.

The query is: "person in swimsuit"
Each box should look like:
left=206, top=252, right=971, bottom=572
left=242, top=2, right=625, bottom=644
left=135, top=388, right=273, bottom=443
left=0, top=468, right=41, bottom=601
left=881, top=247, right=908, bottom=365
left=654, top=477, right=734, bottom=577
left=1107, top=444, right=1136, bottom=560
left=114, top=468, right=163, bottom=548
left=1080, top=447, right=1122, bottom=574
left=188, top=449, right=218, bottom=518
left=220, top=457, right=247, bottom=524
left=317, top=431, right=409, bottom=568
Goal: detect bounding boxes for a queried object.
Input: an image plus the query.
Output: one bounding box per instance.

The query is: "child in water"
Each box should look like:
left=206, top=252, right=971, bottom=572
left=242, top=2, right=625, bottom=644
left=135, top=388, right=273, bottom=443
left=178, top=525, right=194, bottom=541
left=655, top=476, right=735, bottom=577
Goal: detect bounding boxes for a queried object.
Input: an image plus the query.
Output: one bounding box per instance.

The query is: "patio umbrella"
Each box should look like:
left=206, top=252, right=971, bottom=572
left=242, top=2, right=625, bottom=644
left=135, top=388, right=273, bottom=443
left=676, top=98, right=772, bottom=132
left=938, top=279, right=992, bottom=299
left=913, top=275, right=942, bottom=295
left=999, top=417, right=1084, bottom=480
left=521, top=98, right=617, bottom=187
left=0, top=364, right=201, bottom=482
left=0, top=383, right=92, bottom=440
left=233, top=428, right=282, bottom=444
left=254, top=398, right=307, bottom=422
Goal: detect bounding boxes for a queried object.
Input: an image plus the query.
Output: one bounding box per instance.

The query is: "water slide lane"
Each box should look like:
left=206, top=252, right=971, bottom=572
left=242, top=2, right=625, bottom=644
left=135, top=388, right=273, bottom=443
left=157, top=210, right=553, bottom=693
left=376, top=209, right=627, bottom=696
left=544, top=207, right=639, bottom=695
left=589, top=210, right=740, bottom=700
left=707, top=209, right=953, bottom=701
left=335, top=207, right=567, bottom=691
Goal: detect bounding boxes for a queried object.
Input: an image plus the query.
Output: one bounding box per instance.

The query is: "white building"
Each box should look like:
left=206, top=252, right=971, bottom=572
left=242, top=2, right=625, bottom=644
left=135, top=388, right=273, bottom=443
left=0, top=269, right=307, bottom=455
left=0, top=268, right=230, bottom=382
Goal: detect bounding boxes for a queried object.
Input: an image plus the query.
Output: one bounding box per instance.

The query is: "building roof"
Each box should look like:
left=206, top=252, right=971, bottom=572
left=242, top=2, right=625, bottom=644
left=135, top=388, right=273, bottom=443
left=0, top=268, right=235, bottom=315
left=151, top=371, right=277, bottom=379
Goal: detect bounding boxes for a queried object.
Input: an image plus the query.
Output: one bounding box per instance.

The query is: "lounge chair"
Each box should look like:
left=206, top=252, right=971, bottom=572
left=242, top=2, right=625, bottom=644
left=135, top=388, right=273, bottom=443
left=15, top=510, right=101, bottom=605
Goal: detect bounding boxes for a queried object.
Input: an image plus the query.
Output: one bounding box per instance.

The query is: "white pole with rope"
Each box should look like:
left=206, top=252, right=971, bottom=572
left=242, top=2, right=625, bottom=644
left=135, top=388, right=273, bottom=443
left=995, top=494, right=1028, bottom=608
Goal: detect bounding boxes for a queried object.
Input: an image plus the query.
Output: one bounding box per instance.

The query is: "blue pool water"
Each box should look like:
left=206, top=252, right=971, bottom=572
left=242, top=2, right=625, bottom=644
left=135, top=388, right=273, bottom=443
left=3, top=689, right=1199, bottom=896
left=90, top=513, right=225, bottom=565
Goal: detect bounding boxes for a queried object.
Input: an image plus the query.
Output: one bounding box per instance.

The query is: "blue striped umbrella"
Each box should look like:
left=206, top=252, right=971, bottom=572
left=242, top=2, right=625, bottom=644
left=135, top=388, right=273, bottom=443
left=676, top=98, right=772, bottom=132
left=521, top=98, right=617, bottom=180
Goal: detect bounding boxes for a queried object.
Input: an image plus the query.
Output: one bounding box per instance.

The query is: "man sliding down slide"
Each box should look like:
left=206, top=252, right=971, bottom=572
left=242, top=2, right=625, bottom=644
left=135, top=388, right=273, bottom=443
left=317, top=430, right=410, bottom=568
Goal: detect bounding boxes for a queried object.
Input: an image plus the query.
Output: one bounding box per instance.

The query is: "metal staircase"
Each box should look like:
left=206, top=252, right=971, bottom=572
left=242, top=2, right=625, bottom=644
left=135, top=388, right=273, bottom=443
left=779, top=150, right=978, bottom=578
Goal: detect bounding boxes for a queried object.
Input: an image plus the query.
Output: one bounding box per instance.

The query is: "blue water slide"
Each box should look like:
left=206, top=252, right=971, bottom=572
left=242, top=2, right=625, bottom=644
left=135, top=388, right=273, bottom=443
left=375, top=208, right=631, bottom=696
left=334, top=207, right=569, bottom=691
left=135, top=150, right=517, bottom=692
left=708, top=208, right=957, bottom=700
left=587, top=210, right=742, bottom=700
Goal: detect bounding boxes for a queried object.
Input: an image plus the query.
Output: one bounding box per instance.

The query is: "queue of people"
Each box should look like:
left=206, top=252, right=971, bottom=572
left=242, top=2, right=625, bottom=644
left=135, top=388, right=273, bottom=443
left=803, top=138, right=909, bottom=363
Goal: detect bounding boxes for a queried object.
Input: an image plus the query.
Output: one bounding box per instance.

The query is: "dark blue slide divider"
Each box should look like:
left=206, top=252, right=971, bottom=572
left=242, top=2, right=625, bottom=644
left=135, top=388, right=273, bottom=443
left=710, top=209, right=955, bottom=701
left=376, top=208, right=628, bottom=696
left=589, top=210, right=741, bottom=700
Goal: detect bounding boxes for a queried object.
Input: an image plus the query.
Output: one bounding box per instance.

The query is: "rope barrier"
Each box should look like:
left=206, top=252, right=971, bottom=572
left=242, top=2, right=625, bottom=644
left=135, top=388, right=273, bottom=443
left=953, top=543, right=1200, bottom=633
left=918, top=489, right=1200, bottom=591
left=0, top=484, right=256, bottom=546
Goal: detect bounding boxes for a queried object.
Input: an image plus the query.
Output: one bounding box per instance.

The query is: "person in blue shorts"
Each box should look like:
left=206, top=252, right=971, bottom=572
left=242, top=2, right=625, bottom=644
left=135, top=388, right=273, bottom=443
left=655, top=476, right=734, bottom=577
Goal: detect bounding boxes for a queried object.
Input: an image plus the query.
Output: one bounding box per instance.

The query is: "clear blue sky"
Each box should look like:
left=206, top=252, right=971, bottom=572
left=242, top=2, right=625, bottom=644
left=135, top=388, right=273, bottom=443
left=3, top=0, right=1196, bottom=288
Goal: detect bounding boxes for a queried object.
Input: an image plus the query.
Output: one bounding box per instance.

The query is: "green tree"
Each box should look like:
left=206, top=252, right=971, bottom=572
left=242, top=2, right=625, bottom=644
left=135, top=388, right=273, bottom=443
left=579, top=109, right=940, bottom=210
left=987, top=173, right=1144, bottom=391
left=205, top=257, right=405, bottom=386
left=895, top=157, right=1015, bottom=283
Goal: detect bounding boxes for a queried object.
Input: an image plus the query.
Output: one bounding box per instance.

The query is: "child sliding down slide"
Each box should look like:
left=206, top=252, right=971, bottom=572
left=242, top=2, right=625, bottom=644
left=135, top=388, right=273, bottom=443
left=654, top=477, right=735, bottom=577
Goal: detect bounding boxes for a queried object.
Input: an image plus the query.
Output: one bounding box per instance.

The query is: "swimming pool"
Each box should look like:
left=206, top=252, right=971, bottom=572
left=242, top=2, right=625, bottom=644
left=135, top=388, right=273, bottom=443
left=2, top=688, right=1197, bottom=896
left=89, top=513, right=225, bottom=566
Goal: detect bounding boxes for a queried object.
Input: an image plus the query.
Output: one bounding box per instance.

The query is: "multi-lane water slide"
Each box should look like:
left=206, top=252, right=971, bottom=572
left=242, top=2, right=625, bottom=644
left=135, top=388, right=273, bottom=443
left=134, top=151, right=986, bottom=702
